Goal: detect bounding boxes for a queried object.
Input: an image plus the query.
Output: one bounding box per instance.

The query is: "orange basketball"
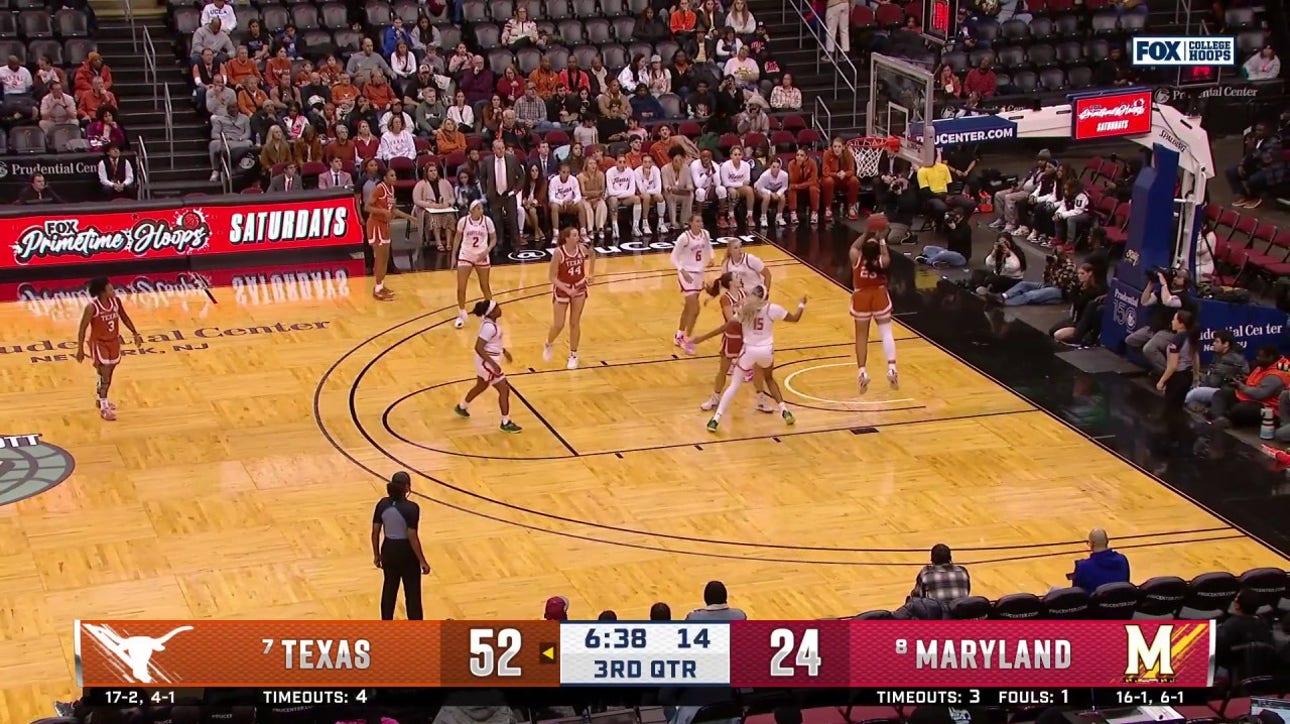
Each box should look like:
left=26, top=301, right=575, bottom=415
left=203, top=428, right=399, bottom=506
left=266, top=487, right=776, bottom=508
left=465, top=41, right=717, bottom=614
left=865, top=214, right=889, bottom=232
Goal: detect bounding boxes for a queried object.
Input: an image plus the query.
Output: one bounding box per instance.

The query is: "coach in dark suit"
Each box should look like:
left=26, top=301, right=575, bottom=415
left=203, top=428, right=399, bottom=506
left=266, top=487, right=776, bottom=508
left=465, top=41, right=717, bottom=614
left=266, top=161, right=302, bottom=193
left=317, top=157, right=354, bottom=190
left=479, top=137, right=525, bottom=249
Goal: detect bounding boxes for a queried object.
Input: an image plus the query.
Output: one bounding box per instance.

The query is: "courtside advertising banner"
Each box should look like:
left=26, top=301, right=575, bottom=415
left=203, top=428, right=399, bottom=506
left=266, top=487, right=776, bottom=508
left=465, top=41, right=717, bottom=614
left=0, top=195, right=362, bottom=269
left=1069, top=88, right=1154, bottom=142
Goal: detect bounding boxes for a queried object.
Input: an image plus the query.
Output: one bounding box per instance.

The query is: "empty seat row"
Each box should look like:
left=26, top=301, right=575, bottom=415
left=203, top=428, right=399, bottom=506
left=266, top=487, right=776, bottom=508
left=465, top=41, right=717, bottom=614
left=991, top=67, right=1099, bottom=93
left=7, top=124, right=86, bottom=154
left=850, top=568, right=1290, bottom=621
left=0, top=9, right=90, bottom=41
left=0, top=37, right=98, bottom=68
left=1207, top=204, right=1290, bottom=277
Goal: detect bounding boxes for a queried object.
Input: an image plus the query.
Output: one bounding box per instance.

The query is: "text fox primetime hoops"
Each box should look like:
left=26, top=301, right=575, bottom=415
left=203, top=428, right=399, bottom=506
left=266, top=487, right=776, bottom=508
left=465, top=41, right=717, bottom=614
left=77, top=620, right=1216, bottom=706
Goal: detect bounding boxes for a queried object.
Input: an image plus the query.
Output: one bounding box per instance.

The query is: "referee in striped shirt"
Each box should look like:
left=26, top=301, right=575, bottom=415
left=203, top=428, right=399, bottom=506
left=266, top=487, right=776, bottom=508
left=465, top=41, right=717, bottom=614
left=372, top=472, right=431, bottom=620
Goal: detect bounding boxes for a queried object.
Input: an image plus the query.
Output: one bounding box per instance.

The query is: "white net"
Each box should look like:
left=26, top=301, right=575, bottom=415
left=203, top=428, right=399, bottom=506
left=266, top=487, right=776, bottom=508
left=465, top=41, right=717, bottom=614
left=849, top=140, right=891, bottom=178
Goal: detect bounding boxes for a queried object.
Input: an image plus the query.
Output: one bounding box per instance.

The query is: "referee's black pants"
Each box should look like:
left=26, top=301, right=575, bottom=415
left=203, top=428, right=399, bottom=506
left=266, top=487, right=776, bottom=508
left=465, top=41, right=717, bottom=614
left=379, top=539, right=423, bottom=620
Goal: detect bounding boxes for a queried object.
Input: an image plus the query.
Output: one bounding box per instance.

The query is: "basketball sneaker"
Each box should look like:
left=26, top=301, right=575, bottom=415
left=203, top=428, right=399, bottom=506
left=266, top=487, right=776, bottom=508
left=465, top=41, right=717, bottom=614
left=706, top=417, right=719, bottom=432
left=100, top=404, right=116, bottom=422
left=755, top=393, right=774, bottom=413
left=500, top=421, right=522, bottom=433
left=887, top=367, right=900, bottom=390
left=566, top=353, right=579, bottom=370
left=453, top=404, right=470, bottom=417
left=700, top=393, right=720, bottom=411
left=657, top=220, right=668, bottom=233
left=543, top=343, right=553, bottom=362
left=453, top=311, right=466, bottom=329
left=858, top=371, right=870, bottom=395
left=680, top=337, right=696, bottom=355
left=782, top=408, right=796, bottom=425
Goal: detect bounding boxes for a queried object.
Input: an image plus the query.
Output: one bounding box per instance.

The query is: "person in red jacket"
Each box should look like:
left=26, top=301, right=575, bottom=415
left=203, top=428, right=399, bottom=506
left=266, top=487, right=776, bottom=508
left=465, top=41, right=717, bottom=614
left=73, top=52, right=113, bottom=98
left=821, top=137, right=860, bottom=221
left=962, top=57, right=997, bottom=99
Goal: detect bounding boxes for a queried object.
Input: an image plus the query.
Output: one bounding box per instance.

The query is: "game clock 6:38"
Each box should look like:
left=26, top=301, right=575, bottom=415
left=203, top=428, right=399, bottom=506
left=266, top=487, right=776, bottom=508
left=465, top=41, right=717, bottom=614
left=583, top=627, right=714, bottom=650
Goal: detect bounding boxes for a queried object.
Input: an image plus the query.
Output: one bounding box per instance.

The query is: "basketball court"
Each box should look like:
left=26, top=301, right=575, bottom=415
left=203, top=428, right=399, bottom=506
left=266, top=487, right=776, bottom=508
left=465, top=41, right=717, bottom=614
left=0, top=239, right=1284, bottom=720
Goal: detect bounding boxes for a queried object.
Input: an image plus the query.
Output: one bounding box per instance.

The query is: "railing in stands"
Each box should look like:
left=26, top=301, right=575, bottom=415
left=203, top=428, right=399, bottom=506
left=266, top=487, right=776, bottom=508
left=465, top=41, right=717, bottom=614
left=136, top=135, right=151, bottom=200
left=813, top=95, right=832, bottom=143
left=219, top=133, right=233, bottom=194
left=122, top=0, right=137, bottom=53
left=142, top=26, right=157, bottom=110
left=162, top=84, right=176, bottom=170
left=780, top=0, right=860, bottom=118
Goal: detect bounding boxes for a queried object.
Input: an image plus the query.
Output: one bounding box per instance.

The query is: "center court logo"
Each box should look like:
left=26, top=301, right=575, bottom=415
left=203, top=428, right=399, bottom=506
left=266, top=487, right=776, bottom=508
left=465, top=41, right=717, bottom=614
left=0, top=433, right=75, bottom=506
left=507, top=234, right=757, bottom=263
left=81, top=623, right=194, bottom=684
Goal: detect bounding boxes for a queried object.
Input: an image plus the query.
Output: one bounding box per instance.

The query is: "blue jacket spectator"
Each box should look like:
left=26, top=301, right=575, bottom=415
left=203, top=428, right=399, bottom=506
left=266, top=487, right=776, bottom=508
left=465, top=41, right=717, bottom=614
left=1070, top=528, right=1131, bottom=593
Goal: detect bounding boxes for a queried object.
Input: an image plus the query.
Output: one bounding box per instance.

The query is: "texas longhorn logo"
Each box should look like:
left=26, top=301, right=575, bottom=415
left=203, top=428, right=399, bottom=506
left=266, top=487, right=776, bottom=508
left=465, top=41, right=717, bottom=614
left=81, top=623, right=194, bottom=684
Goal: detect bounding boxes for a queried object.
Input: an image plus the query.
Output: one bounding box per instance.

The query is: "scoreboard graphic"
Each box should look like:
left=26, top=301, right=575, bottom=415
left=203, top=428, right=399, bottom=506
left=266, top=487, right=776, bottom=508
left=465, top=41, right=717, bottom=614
left=76, top=620, right=1215, bottom=707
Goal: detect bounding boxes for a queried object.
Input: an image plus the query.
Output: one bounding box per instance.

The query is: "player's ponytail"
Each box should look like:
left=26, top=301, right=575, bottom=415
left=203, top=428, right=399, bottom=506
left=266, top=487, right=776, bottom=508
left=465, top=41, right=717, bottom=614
left=704, top=272, right=734, bottom=299
left=861, top=237, right=883, bottom=276
left=471, top=300, right=495, bottom=317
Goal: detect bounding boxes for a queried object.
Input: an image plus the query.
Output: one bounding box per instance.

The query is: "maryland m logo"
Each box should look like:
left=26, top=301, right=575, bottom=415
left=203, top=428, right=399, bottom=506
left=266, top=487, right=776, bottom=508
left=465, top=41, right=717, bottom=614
left=1125, top=625, right=1175, bottom=683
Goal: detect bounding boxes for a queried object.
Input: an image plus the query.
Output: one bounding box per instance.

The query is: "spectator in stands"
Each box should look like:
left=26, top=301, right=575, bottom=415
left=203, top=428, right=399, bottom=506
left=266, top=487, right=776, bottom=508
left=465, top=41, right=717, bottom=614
left=518, top=163, right=548, bottom=244
left=243, top=97, right=272, bottom=144
left=787, top=147, right=820, bottom=225
left=381, top=17, right=411, bottom=56
left=1092, top=45, right=1130, bottom=87
left=241, top=19, right=270, bottom=63
left=447, top=90, right=475, bottom=133
left=191, top=18, right=234, bottom=67
left=414, top=87, right=446, bottom=135
left=192, top=49, right=221, bottom=110
left=270, top=69, right=301, bottom=112
left=686, top=580, right=747, bottom=620
left=1051, top=180, right=1091, bottom=250
left=379, top=99, right=413, bottom=134
left=630, top=83, right=665, bottom=122
left=598, top=79, right=632, bottom=140
left=618, top=55, right=647, bottom=94
left=1227, top=122, right=1284, bottom=209
left=713, top=75, right=743, bottom=129
left=1186, top=330, right=1247, bottom=411
left=1068, top=529, right=1131, bottom=594
left=282, top=102, right=308, bottom=139
left=364, top=71, right=397, bottom=112
left=236, top=77, right=267, bottom=117
left=86, top=106, right=125, bottom=150
left=543, top=595, right=570, bottom=621
left=532, top=140, right=557, bottom=178
left=502, top=5, right=539, bottom=48
left=377, top=114, right=416, bottom=161
left=221, top=46, right=260, bottom=88
left=548, top=84, right=576, bottom=125
left=497, top=65, right=525, bottom=105
left=0, top=55, right=35, bottom=122
left=663, top=147, right=695, bottom=229
left=713, top=27, right=742, bottom=65
left=1242, top=45, right=1281, bottom=81
left=387, top=42, right=417, bottom=96
left=735, top=103, right=768, bottom=135
left=650, top=602, right=672, bottom=620
left=348, top=38, right=395, bottom=79
left=643, top=56, right=671, bottom=98
left=822, top=0, right=848, bottom=58
left=1216, top=588, right=1275, bottom=675
left=200, top=0, right=237, bottom=31
left=726, top=0, right=756, bottom=35
left=97, top=143, right=135, bottom=199
left=38, top=81, right=76, bottom=136
left=33, top=56, right=65, bottom=97
left=822, top=137, right=860, bottom=222
left=990, top=150, right=1052, bottom=234
left=991, top=246, right=1075, bottom=306
left=324, top=123, right=356, bottom=165
left=294, top=123, right=324, bottom=165
left=318, top=155, right=354, bottom=191
left=909, top=544, right=970, bottom=603
left=1051, top=263, right=1106, bottom=347
left=963, top=57, right=997, bottom=99
left=402, top=65, right=437, bottom=107
left=579, top=154, right=608, bottom=239
left=634, top=7, right=671, bottom=43
left=585, top=55, right=609, bottom=95
left=460, top=56, right=495, bottom=107
left=435, top=118, right=466, bottom=157
left=328, top=72, right=357, bottom=109
left=415, top=163, right=456, bottom=250
left=936, top=65, right=962, bottom=100
left=1020, top=166, right=1060, bottom=243
left=13, top=173, right=62, bottom=204
left=1125, top=269, right=1195, bottom=372
left=481, top=95, right=505, bottom=135
left=768, top=73, right=801, bottom=111
left=268, top=160, right=301, bottom=192
left=671, top=0, right=699, bottom=56
left=724, top=46, right=760, bottom=93
left=260, top=125, right=293, bottom=177
left=1200, top=345, right=1290, bottom=431
left=209, top=100, right=252, bottom=182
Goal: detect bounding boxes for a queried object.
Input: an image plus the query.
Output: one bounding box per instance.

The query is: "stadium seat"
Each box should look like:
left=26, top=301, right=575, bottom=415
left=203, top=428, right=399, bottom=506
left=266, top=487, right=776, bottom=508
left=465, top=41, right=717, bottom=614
left=875, top=2, right=903, bottom=28
left=1134, top=575, right=1187, bottom=619
left=261, top=5, right=290, bottom=33
left=1000, top=18, right=1029, bottom=43
left=585, top=17, right=613, bottom=44
left=1118, top=11, right=1146, bottom=34
left=855, top=609, right=894, bottom=620
left=658, top=92, right=682, bottom=118
left=599, top=42, right=627, bottom=69
left=53, top=8, right=87, bottom=37
left=473, top=22, right=501, bottom=49
left=654, top=39, right=678, bottom=61
left=174, top=7, right=201, bottom=34
left=1066, top=65, right=1092, bottom=89
left=319, top=3, right=347, bottom=29
left=1052, top=12, right=1080, bottom=37
left=1028, top=15, right=1054, bottom=41
left=1237, top=30, right=1264, bottom=55
left=489, top=0, right=512, bottom=21
left=627, top=41, right=652, bottom=62
left=515, top=46, right=541, bottom=73
left=571, top=0, right=597, bottom=18
left=332, top=28, right=363, bottom=53
left=292, top=5, right=320, bottom=30
left=545, top=0, right=572, bottom=20
left=973, top=18, right=1000, bottom=44
left=990, top=592, right=1042, bottom=619
left=1040, top=587, right=1090, bottom=619
left=850, top=5, right=875, bottom=29
left=948, top=596, right=991, bottom=620
left=28, top=38, right=60, bottom=65
left=1225, top=6, right=1256, bottom=29
left=995, top=45, right=1026, bottom=71
left=556, top=18, right=583, bottom=44
left=1089, top=582, right=1139, bottom=619
left=47, top=124, right=81, bottom=152
left=1083, top=38, right=1109, bottom=63
left=1179, top=571, right=1240, bottom=620
left=9, top=125, right=43, bottom=154
left=626, top=0, right=648, bottom=14
left=1012, top=70, right=1038, bottom=93
left=1238, top=567, right=1289, bottom=615
left=63, top=37, right=93, bottom=65
left=18, top=9, right=52, bottom=38
left=601, top=0, right=628, bottom=17
left=545, top=44, right=569, bottom=70
left=437, top=24, right=461, bottom=49
left=462, top=1, right=487, bottom=22
left=941, top=50, right=968, bottom=74
left=610, top=16, right=634, bottom=41
left=486, top=48, right=512, bottom=74
left=1054, top=40, right=1082, bottom=65
left=1038, top=67, right=1065, bottom=90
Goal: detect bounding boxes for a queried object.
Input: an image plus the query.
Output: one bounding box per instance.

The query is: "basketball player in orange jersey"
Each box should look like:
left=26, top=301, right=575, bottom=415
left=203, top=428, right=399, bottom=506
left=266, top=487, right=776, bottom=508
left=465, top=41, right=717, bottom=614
left=699, top=273, right=775, bottom=414
left=75, top=277, right=142, bottom=421
left=367, top=168, right=416, bottom=301
left=544, top=226, right=595, bottom=370
left=452, top=199, right=498, bottom=329
left=453, top=300, right=522, bottom=433
left=850, top=219, right=899, bottom=394
left=691, top=285, right=805, bottom=431
left=669, top=214, right=714, bottom=354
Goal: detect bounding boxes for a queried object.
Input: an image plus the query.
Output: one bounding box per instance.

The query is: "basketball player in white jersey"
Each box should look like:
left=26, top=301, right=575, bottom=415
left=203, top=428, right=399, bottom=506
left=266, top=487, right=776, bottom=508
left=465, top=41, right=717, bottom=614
left=453, top=300, right=522, bottom=433
left=605, top=153, right=640, bottom=240
left=670, top=213, right=714, bottom=354
left=547, top=163, right=588, bottom=240
left=451, top=199, right=498, bottom=329
left=718, top=146, right=755, bottom=229
left=689, top=149, right=725, bottom=219
left=699, top=272, right=775, bottom=414
left=633, top=154, right=666, bottom=236
left=691, top=285, right=805, bottom=432
left=753, top=157, right=789, bottom=228
left=722, top=237, right=771, bottom=294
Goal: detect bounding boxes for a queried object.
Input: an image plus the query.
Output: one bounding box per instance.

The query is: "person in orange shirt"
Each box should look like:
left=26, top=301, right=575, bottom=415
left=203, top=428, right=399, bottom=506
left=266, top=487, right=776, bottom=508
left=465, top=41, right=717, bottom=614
left=669, top=0, right=698, bottom=55
left=788, top=147, right=821, bottom=225
left=363, top=71, right=396, bottom=110
left=650, top=125, right=680, bottom=167
left=77, top=77, right=117, bottom=121
left=236, top=77, right=268, bottom=117
left=625, top=136, right=644, bottom=168
left=435, top=118, right=467, bottom=155
left=821, top=136, right=860, bottom=221
left=265, top=46, right=293, bottom=88
left=73, top=52, right=113, bottom=96
left=220, top=46, right=261, bottom=88
left=324, top=123, right=357, bottom=166
left=331, top=73, right=359, bottom=107
left=527, top=56, right=560, bottom=100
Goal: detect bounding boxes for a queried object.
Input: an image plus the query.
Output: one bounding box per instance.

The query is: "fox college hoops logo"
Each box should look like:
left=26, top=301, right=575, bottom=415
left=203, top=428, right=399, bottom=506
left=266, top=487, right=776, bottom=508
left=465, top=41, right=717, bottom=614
left=0, top=433, right=75, bottom=506
left=79, top=623, right=194, bottom=684
left=11, top=212, right=212, bottom=265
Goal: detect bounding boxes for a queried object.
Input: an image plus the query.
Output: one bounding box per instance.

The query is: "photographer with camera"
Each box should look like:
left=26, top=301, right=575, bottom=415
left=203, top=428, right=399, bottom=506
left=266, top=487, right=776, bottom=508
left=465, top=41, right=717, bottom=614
left=1124, top=267, right=1195, bottom=373
left=915, top=205, right=972, bottom=267
left=988, top=245, right=1076, bottom=306
left=971, top=233, right=1026, bottom=296
left=1184, top=330, right=1249, bottom=411
left=1197, top=344, right=1290, bottom=437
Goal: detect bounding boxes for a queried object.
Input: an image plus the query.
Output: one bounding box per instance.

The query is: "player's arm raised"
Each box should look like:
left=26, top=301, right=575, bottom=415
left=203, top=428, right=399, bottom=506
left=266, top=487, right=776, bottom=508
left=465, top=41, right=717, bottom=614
left=118, top=303, right=143, bottom=346
left=783, top=296, right=807, bottom=323
left=878, top=236, right=891, bottom=268
left=75, top=304, right=92, bottom=363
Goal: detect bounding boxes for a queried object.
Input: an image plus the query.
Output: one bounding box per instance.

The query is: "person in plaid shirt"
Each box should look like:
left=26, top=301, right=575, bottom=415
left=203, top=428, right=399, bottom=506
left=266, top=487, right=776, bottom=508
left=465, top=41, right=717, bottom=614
left=989, top=246, right=1078, bottom=306
left=910, top=544, right=971, bottom=603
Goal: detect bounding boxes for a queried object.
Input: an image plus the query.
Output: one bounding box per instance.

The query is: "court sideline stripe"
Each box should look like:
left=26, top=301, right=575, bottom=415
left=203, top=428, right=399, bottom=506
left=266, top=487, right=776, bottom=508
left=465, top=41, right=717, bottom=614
left=751, top=229, right=1287, bottom=560
left=315, top=261, right=1235, bottom=558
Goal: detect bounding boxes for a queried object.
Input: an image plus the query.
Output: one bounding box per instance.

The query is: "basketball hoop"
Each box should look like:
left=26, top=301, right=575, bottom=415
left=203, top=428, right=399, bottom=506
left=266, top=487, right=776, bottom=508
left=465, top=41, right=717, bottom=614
left=847, top=136, right=901, bottom=178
